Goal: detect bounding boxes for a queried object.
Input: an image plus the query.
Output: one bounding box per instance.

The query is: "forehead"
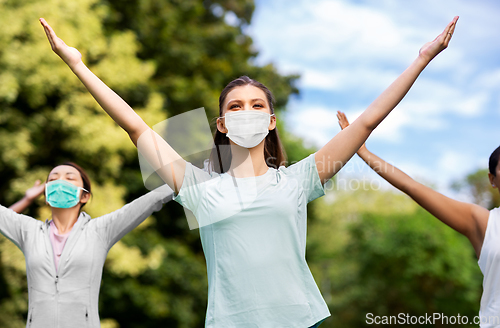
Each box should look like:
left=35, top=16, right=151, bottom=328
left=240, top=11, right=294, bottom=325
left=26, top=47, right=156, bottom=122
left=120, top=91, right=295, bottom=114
left=49, top=165, right=80, bottom=177
left=224, top=85, right=268, bottom=105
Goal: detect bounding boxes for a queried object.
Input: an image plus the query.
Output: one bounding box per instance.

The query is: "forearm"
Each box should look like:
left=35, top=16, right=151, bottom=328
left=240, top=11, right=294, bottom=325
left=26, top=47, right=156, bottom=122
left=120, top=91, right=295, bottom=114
left=316, top=57, right=430, bottom=181
left=8, top=197, right=34, bottom=214
left=355, top=56, right=428, bottom=132
left=70, top=61, right=149, bottom=145
left=357, top=147, right=482, bottom=239
left=357, top=147, right=417, bottom=194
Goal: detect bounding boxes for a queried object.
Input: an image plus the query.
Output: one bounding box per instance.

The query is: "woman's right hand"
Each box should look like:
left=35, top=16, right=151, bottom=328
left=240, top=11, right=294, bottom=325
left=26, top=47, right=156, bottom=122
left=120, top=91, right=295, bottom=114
left=25, top=180, right=45, bottom=202
left=39, top=18, right=82, bottom=69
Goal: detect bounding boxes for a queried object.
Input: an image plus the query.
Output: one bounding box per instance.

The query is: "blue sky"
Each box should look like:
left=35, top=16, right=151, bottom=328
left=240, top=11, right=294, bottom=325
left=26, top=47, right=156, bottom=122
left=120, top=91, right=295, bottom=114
left=246, top=0, right=500, bottom=195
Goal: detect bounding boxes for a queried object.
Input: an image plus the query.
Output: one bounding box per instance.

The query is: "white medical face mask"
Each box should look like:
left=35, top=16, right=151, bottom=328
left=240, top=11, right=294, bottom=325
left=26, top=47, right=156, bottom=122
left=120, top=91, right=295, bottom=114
left=222, top=111, right=275, bottom=148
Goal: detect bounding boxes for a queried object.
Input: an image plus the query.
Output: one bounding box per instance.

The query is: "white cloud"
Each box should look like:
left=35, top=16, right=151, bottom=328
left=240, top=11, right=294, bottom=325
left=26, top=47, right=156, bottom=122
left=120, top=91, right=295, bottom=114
left=250, top=0, right=500, bottom=188
left=287, top=106, right=341, bottom=147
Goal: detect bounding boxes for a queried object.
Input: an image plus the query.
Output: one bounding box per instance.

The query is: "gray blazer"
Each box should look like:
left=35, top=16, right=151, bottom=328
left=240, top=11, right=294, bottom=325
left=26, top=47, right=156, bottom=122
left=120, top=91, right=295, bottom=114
left=0, top=185, right=173, bottom=328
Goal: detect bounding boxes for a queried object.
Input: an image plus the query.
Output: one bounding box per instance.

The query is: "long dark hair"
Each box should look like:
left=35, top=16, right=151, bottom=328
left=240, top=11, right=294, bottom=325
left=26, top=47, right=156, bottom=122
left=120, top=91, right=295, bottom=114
left=208, top=76, right=287, bottom=173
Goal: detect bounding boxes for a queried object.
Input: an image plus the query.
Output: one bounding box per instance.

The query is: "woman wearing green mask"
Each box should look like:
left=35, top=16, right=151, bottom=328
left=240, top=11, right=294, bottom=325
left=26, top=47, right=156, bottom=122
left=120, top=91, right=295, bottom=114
left=0, top=162, right=173, bottom=328
left=40, top=16, right=458, bottom=327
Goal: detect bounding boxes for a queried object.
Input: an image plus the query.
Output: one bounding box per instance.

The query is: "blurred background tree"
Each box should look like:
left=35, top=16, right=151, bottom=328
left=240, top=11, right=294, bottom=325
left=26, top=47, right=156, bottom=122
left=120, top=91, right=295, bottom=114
left=0, top=0, right=489, bottom=327
left=452, top=168, right=500, bottom=210
left=307, top=188, right=483, bottom=327
left=0, top=0, right=298, bottom=327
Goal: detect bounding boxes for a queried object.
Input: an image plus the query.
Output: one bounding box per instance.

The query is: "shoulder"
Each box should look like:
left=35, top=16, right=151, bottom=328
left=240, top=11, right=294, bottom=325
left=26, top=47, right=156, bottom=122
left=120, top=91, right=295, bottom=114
left=473, top=204, right=492, bottom=224
left=278, top=153, right=317, bottom=175
left=79, top=212, right=96, bottom=227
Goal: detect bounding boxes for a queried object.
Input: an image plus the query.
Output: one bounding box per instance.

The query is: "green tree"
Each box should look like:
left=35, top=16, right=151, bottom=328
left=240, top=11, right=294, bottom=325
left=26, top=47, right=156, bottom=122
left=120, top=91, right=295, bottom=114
left=452, top=168, right=500, bottom=210
left=307, top=188, right=483, bottom=328
left=0, top=0, right=302, bottom=327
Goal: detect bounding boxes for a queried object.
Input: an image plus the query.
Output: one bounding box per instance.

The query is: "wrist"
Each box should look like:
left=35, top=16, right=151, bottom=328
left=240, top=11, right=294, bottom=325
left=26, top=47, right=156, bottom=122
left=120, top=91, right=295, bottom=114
left=23, top=195, right=35, bottom=203
left=415, top=53, right=432, bottom=68
left=69, top=59, right=85, bottom=72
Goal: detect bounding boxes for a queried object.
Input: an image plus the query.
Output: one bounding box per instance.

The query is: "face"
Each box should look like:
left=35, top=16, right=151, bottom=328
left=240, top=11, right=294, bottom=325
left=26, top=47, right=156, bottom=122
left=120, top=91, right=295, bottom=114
left=217, top=85, right=276, bottom=134
left=46, top=165, right=90, bottom=205
left=489, top=160, right=500, bottom=194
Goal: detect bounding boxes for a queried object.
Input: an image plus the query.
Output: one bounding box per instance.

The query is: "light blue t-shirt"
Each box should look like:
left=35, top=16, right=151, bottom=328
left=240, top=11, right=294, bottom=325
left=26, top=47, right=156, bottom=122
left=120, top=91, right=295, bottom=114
left=175, top=153, right=331, bottom=327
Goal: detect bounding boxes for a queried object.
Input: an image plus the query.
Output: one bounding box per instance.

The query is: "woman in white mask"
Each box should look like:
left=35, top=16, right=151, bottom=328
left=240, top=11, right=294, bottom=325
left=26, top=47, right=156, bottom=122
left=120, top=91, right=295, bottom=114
left=40, top=16, right=458, bottom=327
left=337, top=111, right=499, bottom=328
left=0, top=162, right=173, bottom=328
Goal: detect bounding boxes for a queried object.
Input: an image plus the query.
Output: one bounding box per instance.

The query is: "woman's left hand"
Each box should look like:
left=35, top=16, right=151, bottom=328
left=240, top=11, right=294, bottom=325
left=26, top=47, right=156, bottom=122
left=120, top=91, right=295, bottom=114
left=39, top=18, right=83, bottom=69
left=418, top=16, right=458, bottom=62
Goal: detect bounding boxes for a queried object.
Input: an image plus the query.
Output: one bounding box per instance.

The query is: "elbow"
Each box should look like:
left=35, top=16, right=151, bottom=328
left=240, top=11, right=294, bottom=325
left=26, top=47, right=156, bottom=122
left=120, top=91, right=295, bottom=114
left=129, top=126, right=151, bottom=147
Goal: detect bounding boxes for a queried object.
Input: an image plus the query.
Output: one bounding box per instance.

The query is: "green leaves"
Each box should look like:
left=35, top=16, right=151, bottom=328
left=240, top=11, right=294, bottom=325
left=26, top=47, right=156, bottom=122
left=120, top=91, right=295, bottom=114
left=308, top=189, right=482, bottom=327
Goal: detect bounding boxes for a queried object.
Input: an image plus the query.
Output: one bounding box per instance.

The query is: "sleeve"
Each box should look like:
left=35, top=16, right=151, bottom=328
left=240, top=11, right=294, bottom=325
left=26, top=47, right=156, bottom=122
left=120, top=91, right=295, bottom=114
left=0, top=205, right=39, bottom=251
left=173, top=162, right=214, bottom=214
left=93, top=184, right=174, bottom=250
left=280, top=152, right=326, bottom=203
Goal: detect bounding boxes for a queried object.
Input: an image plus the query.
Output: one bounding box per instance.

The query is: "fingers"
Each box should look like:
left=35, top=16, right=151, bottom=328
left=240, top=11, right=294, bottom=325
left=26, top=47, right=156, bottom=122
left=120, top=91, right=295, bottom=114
left=336, top=111, right=350, bottom=129
left=39, top=18, right=59, bottom=50
left=444, top=16, right=459, bottom=45
left=33, top=180, right=41, bottom=186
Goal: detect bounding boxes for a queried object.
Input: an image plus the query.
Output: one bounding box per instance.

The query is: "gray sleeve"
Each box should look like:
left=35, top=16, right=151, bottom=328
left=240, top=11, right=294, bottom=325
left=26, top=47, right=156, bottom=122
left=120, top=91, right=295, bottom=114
left=93, top=184, right=174, bottom=250
left=0, top=205, right=39, bottom=251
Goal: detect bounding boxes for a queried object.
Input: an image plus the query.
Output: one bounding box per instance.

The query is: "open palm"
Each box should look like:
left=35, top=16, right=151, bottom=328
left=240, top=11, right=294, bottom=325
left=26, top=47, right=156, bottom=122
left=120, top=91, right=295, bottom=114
left=40, top=18, right=82, bottom=68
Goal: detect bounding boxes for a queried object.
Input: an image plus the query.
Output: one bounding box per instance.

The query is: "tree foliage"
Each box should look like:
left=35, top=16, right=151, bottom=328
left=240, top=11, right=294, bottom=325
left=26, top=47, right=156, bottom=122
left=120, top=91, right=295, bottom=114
left=452, top=168, right=500, bottom=210
left=307, top=189, right=483, bottom=327
left=0, top=0, right=298, bottom=326
left=0, top=0, right=493, bottom=327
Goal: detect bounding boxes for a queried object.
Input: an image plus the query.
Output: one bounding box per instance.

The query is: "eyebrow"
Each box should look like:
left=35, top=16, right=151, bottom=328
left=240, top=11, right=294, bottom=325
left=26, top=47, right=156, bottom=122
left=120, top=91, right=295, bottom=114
left=49, top=172, right=77, bottom=177
left=227, top=98, right=266, bottom=105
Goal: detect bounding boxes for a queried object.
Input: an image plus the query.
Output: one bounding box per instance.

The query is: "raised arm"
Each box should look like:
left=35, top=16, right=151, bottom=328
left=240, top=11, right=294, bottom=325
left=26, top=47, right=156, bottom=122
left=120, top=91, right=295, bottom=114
left=94, top=184, right=173, bottom=249
left=39, top=18, right=184, bottom=193
left=337, top=111, right=489, bottom=258
left=9, top=180, right=45, bottom=214
left=316, top=17, right=459, bottom=183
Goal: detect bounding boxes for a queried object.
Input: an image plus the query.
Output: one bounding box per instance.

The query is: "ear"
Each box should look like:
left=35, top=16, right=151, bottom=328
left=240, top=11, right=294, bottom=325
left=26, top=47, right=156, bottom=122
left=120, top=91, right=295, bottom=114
left=269, top=114, right=277, bottom=131
left=217, top=117, right=228, bottom=134
left=489, top=172, right=497, bottom=189
left=80, top=191, right=91, bottom=205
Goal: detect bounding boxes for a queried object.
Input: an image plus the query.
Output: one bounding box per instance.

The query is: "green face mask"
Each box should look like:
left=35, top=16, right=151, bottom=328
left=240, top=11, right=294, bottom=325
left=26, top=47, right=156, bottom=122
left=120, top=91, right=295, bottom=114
left=45, top=180, right=88, bottom=209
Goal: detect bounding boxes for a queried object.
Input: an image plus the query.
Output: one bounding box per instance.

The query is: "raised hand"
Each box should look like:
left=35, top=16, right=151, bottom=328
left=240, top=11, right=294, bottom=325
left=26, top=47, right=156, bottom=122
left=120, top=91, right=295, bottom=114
left=39, top=18, right=82, bottom=68
left=25, top=180, right=45, bottom=201
left=336, top=111, right=367, bottom=153
left=336, top=111, right=350, bottom=130
left=419, top=16, right=458, bottom=62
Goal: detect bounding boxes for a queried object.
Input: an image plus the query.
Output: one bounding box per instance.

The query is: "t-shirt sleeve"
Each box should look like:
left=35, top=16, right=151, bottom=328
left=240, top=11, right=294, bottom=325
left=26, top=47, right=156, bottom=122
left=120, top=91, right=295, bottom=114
left=0, top=205, right=39, bottom=251
left=93, top=184, right=174, bottom=250
left=173, top=162, right=214, bottom=214
left=281, top=152, right=326, bottom=203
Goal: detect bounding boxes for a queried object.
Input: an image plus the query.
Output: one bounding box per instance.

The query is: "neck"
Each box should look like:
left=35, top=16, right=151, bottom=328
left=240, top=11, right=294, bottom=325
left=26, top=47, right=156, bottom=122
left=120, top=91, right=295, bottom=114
left=228, top=141, right=269, bottom=178
left=50, top=207, right=81, bottom=234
